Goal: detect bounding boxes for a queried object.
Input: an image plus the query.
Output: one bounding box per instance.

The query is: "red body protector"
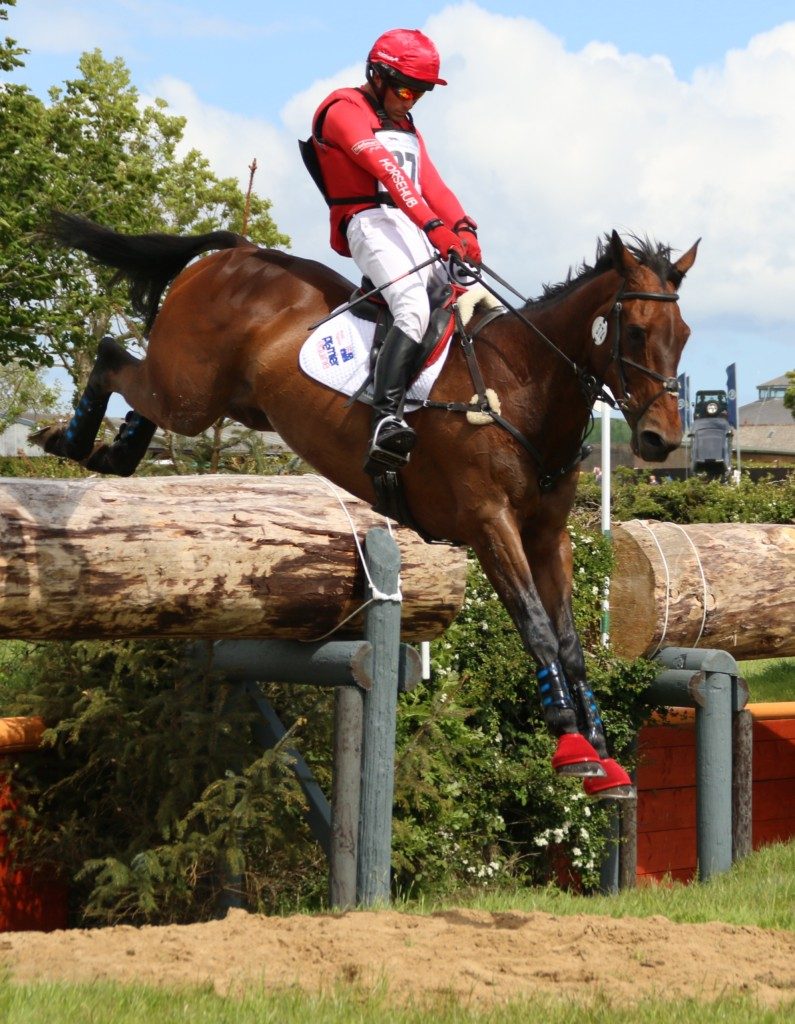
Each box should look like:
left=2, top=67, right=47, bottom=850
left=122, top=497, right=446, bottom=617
left=299, top=87, right=467, bottom=256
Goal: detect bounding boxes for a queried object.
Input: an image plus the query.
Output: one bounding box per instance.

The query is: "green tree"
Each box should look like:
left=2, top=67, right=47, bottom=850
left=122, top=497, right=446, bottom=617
left=0, top=22, right=289, bottom=386
left=0, top=362, right=62, bottom=430
left=784, top=370, right=795, bottom=420
left=0, top=1, right=23, bottom=74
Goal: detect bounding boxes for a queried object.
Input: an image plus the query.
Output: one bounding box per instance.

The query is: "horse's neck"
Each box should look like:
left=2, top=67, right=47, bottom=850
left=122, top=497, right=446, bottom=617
left=531, top=270, right=620, bottom=368
left=519, top=271, right=621, bottom=446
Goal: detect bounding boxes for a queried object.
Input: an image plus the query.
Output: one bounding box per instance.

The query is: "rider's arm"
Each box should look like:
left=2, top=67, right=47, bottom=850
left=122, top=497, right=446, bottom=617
left=415, top=132, right=470, bottom=230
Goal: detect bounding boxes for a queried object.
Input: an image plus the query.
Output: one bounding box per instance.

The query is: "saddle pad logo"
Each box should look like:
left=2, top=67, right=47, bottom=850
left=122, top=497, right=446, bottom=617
left=317, top=330, right=355, bottom=370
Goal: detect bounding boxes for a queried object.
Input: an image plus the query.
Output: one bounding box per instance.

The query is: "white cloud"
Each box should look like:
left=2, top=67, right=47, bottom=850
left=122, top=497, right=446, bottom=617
left=137, top=6, right=795, bottom=392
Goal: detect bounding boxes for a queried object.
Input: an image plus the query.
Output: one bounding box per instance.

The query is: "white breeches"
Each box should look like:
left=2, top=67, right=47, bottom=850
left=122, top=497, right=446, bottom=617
left=347, top=208, right=447, bottom=343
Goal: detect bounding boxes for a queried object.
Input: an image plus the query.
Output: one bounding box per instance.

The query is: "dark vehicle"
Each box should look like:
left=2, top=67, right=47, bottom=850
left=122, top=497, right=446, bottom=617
left=690, top=389, right=733, bottom=478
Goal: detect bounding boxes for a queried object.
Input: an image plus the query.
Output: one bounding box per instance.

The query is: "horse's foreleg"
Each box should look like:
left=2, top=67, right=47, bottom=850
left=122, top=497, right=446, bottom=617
left=81, top=410, right=157, bottom=476
left=526, top=526, right=634, bottom=799
left=472, top=514, right=604, bottom=778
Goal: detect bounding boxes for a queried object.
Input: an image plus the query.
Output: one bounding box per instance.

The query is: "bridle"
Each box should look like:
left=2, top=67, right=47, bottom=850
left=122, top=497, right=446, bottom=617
left=584, top=285, right=681, bottom=420
left=466, top=260, right=682, bottom=420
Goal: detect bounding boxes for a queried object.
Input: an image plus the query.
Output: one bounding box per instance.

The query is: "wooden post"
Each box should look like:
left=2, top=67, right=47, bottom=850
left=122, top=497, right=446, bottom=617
left=619, top=798, right=638, bottom=890
left=357, top=528, right=401, bottom=906
left=693, top=668, right=733, bottom=879
left=330, top=686, right=363, bottom=909
left=732, top=708, right=753, bottom=863
left=650, top=647, right=746, bottom=882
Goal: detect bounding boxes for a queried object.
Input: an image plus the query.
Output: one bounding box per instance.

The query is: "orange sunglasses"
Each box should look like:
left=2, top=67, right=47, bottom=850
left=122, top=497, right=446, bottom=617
left=390, top=83, right=426, bottom=102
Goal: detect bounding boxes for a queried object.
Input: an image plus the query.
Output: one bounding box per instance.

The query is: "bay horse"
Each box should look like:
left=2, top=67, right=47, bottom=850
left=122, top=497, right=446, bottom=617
left=36, top=213, right=698, bottom=799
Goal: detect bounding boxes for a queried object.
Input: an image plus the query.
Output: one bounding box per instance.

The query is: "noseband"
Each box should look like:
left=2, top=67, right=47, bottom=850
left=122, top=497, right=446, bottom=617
left=587, top=287, right=680, bottom=419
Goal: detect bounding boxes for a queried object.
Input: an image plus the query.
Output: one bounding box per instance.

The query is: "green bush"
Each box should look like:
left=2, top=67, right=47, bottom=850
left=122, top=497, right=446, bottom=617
left=577, top=469, right=795, bottom=525
left=1, top=640, right=334, bottom=923
left=394, top=515, right=655, bottom=897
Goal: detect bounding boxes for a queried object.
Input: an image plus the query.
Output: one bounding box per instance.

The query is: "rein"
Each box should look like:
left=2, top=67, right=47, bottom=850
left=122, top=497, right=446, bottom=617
left=424, top=261, right=681, bottom=492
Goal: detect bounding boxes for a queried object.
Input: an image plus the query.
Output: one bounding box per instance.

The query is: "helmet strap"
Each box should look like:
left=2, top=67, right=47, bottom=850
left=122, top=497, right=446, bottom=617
left=365, top=62, right=388, bottom=105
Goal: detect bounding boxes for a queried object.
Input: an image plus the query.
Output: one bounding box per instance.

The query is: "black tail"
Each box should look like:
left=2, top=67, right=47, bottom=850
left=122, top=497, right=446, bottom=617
left=45, top=211, right=248, bottom=332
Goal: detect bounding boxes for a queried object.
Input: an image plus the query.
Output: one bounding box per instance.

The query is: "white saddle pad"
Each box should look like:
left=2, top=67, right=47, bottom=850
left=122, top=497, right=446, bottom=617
left=299, top=307, right=450, bottom=412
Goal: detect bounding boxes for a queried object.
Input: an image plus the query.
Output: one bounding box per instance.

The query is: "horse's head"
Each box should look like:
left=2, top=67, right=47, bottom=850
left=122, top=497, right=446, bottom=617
left=598, top=232, right=699, bottom=463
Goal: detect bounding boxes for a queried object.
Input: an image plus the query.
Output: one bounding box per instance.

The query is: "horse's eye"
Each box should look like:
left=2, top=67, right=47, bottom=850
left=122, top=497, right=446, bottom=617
left=627, top=324, right=646, bottom=347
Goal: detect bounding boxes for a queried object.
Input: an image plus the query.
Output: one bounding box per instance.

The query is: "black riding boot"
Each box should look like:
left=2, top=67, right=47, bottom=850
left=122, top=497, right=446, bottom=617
left=366, top=325, right=420, bottom=471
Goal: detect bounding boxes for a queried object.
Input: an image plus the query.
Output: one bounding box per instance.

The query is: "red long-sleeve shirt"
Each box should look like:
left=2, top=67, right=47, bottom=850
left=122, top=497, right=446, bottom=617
left=308, top=87, right=468, bottom=256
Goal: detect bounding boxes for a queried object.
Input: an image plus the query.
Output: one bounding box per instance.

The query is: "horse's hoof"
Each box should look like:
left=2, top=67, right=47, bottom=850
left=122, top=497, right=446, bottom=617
left=28, top=425, right=53, bottom=448
left=552, top=733, right=606, bottom=778
left=583, top=758, right=635, bottom=800
left=28, top=425, right=68, bottom=456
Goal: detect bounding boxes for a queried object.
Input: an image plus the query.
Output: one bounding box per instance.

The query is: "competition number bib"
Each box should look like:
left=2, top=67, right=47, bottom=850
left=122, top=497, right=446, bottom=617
left=374, top=129, right=422, bottom=203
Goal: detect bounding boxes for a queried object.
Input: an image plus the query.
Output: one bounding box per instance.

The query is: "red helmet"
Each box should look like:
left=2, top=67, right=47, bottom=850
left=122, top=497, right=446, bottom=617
left=367, top=28, right=447, bottom=90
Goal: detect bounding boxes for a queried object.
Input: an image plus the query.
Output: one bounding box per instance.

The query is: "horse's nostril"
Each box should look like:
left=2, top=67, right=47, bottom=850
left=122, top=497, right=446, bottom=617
left=639, top=430, right=675, bottom=460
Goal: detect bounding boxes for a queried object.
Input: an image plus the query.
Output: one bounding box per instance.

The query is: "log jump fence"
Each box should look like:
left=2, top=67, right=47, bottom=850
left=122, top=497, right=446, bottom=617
left=2, top=483, right=792, bottom=919
left=600, top=518, right=794, bottom=891
left=195, top=528, right=415, bottom=909
left=0, top=475, right=467, bottom=923
left=601, top=646, right=751, bottom=893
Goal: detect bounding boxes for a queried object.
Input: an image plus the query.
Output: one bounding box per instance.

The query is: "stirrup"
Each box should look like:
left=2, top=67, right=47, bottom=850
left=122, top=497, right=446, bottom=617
left=366, top=417, right=416, bottom=469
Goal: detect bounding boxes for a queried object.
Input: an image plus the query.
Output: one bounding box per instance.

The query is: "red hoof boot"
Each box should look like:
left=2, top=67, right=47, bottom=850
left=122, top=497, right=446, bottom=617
left=583, top=758, right=635, bottom=800
left=552, top=734, right=606, bottom=778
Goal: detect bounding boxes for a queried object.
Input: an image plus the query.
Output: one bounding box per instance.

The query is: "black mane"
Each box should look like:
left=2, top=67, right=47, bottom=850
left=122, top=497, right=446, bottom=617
left=530, top=234, right=676, bottom=308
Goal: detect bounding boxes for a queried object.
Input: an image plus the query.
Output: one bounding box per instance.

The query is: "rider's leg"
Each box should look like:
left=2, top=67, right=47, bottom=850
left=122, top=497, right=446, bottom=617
left=347, top=210, right=436, bottom=467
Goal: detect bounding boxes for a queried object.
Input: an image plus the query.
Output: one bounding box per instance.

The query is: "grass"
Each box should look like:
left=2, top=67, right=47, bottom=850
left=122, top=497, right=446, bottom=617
left=740, top=658, right=795, bottom=703
left=0, top=982, right=791, bottom=1024
left=0, top=842, right=793, bottom=1024
left=426, top=839, right=795, bottom=931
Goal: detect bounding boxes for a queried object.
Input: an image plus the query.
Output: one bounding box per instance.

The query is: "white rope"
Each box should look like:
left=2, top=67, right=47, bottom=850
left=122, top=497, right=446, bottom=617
left=631, top=519, right=671, bottom=657
left=670, top=522, right=709, bottom=647
left=299, top=475, right=403, bottom=643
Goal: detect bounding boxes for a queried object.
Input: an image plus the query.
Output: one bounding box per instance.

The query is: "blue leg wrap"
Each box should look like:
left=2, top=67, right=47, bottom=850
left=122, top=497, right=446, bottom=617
left=570, top=678, right=609, bottom=758
left=536, top=661, right=578, bottom=735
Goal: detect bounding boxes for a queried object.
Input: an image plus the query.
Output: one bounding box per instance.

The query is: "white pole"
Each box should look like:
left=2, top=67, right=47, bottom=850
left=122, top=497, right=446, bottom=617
left=599, top=401, right=611, bottom=646
left=600, top=400, right=612, bottom=538
left=420, top=640, right=431, bottom=680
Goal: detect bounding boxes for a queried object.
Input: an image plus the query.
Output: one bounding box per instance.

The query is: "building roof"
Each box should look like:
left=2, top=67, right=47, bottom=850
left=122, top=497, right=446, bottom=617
left=739, top=397, right=794, bottom=426
left=757, top=374, right=791, bottom=390
left=735, top=423, right=795, bottom=455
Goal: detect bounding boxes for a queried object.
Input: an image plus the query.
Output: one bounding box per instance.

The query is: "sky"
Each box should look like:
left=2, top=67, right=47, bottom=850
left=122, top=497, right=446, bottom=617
left=5, top=0, right=795, bottom=411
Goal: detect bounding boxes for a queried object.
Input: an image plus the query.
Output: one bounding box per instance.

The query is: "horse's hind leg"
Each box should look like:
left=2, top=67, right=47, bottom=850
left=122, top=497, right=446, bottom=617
left=32, top=336, right=154, bottom=476
left=81, top=410, right=157, bottom=476
left=32, top=335, right=120, bottom=460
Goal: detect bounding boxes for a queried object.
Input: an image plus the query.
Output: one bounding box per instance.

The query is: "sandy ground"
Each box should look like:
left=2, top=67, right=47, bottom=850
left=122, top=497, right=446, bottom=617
left=1, top=907, right=794, bottom=1008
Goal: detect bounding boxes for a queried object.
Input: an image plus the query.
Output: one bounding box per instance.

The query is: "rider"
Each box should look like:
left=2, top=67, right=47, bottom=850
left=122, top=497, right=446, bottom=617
left=301, top=28, right=482, bottom=469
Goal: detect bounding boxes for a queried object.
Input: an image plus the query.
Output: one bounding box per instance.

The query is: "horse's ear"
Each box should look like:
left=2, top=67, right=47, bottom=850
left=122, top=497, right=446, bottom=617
left=609, top=230, right=640, bottom=274
left=669, top=238, right=701, bottom=286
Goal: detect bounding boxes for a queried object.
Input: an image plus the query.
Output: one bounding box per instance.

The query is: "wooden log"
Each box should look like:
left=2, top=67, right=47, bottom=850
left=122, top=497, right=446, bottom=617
left=610, top=520, right=795, bottom=660
left=0, top=475, right=466, bottom=642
